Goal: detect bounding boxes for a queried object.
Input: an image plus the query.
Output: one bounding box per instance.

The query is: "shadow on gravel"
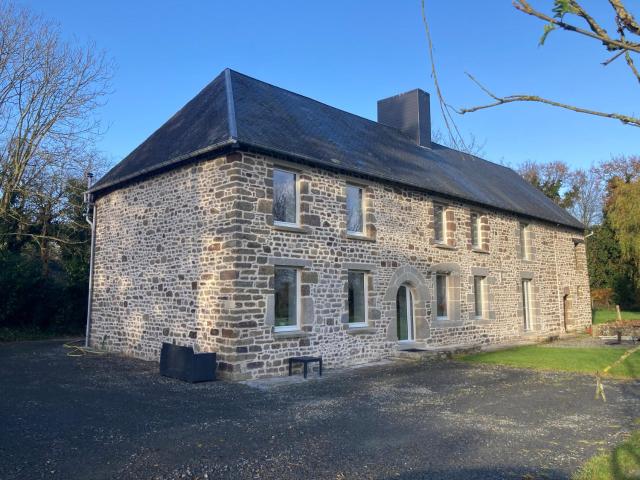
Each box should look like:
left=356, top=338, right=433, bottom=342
left=383, top=466, right=567, bottom=480
left=1, top=340, right=639, bottom=480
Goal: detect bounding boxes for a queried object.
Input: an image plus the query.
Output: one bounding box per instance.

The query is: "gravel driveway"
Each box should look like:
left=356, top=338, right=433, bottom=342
left=1, top=340, right=638, bottom=480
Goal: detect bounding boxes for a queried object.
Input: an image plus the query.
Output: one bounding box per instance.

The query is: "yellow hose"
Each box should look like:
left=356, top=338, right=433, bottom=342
left=63, top=339, right=107, bottom=357
left=595, top=344, right=640, bottom=402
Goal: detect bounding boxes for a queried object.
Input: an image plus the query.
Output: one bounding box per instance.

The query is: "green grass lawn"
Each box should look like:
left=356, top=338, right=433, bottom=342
left=593, top=308, right=640, bottom=325
left=460, top=345, right=640, bottom=379
left=572, top=430, right=640, bottom=480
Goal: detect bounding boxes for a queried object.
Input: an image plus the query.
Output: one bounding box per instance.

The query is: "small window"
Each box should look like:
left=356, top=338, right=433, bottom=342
left=273, top=169, right=298, bottom=225
left=348, top=271, right=367, bottom=326
left=470, top=212, right=481, bottom=248
left=346, top=185, right=364, bottom=235
left=522, top=279, right=533, bottom=331
left=436, top=273, right=448, bottom=319
left=573, top=242, right=582, bottom=270
left=434, top=205, right=446, bottom=242
left=519, top=223, right=530, bottom=259
left=473, top=275, right=486, bottom=318
left=274, top=267, right=299, bottom=331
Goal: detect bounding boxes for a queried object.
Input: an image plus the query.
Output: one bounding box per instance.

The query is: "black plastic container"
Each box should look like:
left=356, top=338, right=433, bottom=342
left=159, top=343, right=216, bottom=383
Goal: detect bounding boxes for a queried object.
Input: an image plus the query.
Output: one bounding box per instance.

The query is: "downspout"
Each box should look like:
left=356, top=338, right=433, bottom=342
left=84, top=173, right=96, bottom=348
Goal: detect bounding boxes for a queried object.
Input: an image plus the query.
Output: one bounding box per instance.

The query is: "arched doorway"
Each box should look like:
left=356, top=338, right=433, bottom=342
left=396, top=285, right=414, bottom=341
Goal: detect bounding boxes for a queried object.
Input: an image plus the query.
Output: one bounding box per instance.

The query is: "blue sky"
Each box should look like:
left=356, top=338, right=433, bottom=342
left=19, top=1, right=640, bottom=171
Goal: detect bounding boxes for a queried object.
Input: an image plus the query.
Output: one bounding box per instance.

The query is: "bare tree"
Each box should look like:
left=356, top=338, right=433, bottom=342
left=455, top=0, right=640, bottom=127
left=0, top=1, right=112, bottom=226
left=431, top=129, right=487, bottom=157
left=517, top=159, right=579, bottom=208
left=600, top=154, right=640, bottom=182
left=571, top=166, right=605, bottom=228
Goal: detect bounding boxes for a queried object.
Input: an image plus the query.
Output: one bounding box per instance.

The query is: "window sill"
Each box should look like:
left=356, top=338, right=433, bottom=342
left=474, top=318, right=493, bottom=325
left=345, top=233, right=376, bottom=242
left=272, top=223, right=310, bottom=234
left=432, top=319, right=464, bottom=328
left=273, top=329, right=311, bottom=339
left=346, top=326, right=377, bottom=335
left=472, top=248, right=489, bottom=254
left=434, top=242, right=457, bottom=250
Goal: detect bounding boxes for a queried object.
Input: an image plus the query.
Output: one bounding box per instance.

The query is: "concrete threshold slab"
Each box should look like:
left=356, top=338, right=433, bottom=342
left=240, top=359, right=394, bottom=390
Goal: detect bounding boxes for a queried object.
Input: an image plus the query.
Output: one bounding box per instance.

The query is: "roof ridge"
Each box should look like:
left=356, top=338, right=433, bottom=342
left=226, top=70, right=521, bottom=174
left=224, top=68, right=238, bottom=140
left=226, top=69, right=428, bottom=146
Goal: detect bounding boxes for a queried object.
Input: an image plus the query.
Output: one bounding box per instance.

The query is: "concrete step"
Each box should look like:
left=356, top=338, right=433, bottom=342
left=389, top=343, right=483, bottom=362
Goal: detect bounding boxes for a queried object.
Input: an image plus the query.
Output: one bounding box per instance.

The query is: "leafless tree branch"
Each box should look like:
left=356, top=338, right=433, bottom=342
left=458, top=73, right=640, bottom=127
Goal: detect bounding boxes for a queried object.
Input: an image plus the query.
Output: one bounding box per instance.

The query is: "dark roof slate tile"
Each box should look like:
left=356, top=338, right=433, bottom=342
left=91, top=68, right=583, bottom=230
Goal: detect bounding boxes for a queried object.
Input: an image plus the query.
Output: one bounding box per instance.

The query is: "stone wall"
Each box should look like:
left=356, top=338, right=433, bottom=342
left=90, top=152, right=592, bottom=379
left=90, top=156, right=242, bottom=363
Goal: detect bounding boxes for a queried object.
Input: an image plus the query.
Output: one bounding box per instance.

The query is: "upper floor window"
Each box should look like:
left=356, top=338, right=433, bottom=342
left=519, top=223, right=530, bottom=260
left=273, top=168, right=298, bottom=226
left=348, top=270, right=368, bottom=326
left=434, top=205, right=446, bottom=243
left=274, top=266, right=299, bottom=331
left=436, top=273, right=449, bottom=319
left=470, top=212, right=481, bottom=248
left=346, top=185, right=364, bottom=235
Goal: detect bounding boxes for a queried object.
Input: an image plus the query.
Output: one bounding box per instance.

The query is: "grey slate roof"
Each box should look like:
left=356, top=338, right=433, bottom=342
left=91, top=68, right=584, bottom=230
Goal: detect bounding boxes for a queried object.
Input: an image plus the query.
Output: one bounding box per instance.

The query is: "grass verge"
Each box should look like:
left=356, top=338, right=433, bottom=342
left=572, top=431, right=640, bottom=480
left=460, top=345, right=640, bottom=379
left=593, top=308, right=640, bottom=325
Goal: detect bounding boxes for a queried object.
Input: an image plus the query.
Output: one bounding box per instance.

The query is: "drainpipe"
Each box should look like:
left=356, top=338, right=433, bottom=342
left=84, top=173, right=96, bottom=348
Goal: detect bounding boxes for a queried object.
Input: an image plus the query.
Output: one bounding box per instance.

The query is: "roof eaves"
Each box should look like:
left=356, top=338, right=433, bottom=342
left=89, top=137, right=238, bottom=195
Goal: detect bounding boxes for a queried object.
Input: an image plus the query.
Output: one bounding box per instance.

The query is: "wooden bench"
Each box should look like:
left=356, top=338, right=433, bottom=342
left=288, top=356, right=322, bottom=379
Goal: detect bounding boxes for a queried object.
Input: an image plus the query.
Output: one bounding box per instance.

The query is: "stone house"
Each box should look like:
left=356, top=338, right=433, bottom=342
left=87, top=69, right=591, bottom=380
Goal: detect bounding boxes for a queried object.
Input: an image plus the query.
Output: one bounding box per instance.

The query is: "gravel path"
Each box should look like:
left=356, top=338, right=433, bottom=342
left=1, top=340, right=638, bottom=480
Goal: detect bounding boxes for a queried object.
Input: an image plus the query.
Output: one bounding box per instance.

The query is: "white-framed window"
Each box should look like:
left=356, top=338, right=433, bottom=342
left=434, top=204, right=446, bottom=243
left=274, top=266, right=300, bottom=331
left=473, top=275, right=486, bottom=319
left=470, top=212, right=481, bottom=248
left=519, top=223, right=530, bottom=259
left=273, top=168, right=299, bottom=226
left=522, top=279, right=533, bottom=331
left=348, top=270, right=368, bottom=326
left=436, top=273, right=448, bottom=319
left=346, top=184, right=365, bottom=235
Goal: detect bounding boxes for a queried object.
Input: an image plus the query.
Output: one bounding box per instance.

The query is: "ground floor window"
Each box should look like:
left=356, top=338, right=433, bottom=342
left=522, top=279, right=533, bottom=331
left=436, top=273, right=448, bottom=319
left=274, top=267, right=299, bottom=331
left=348, top=271, right=367, bottom=326
left=473, top=275, right=486, bottom=319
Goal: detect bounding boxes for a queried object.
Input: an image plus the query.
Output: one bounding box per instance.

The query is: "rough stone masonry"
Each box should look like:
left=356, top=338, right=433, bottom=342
left=89, top=152, right=591, bottom=380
